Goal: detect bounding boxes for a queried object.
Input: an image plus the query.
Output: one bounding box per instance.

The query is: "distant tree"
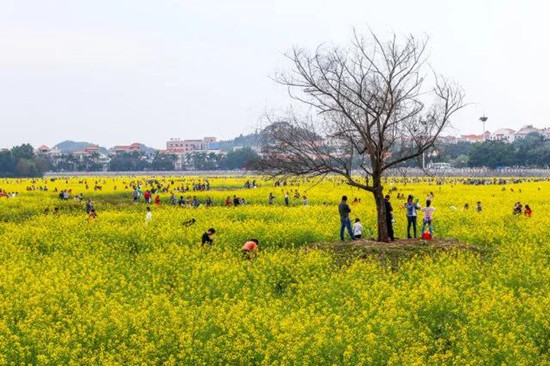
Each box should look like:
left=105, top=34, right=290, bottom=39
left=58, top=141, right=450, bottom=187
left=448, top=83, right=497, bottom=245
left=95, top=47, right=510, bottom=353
left=0, top=150, right=15, bottom=176
left=433, top=141, right=473, bottom=162
left=152, top=152, right=176, bottom=171
left=450, top=154, right=470, bottom=168
left=219, top=148, right=259, bottom=170
left=109, top=152, right=150, bottom=171
left=0, top=144, right=46, bottom=177
left=11, top=144, right=35, bottom=161
left=468, top=141, right=516, bottom=168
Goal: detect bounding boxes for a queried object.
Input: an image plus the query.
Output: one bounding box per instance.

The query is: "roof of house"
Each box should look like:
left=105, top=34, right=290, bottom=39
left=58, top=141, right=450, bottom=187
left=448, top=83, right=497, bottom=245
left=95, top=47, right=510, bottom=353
left=460, top=134, right=483, bottom=140
left=494, top=128, right=516, bottom=135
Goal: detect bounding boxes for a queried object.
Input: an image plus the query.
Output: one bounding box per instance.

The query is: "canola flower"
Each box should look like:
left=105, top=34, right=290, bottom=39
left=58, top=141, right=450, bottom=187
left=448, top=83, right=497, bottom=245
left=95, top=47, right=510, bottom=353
left=0, top=176, right=549, bottom=364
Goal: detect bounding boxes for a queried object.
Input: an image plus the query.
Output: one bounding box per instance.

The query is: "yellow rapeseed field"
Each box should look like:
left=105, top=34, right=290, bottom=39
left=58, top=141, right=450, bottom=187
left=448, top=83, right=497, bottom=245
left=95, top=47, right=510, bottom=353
left=0, top=176, right=549, bottom=364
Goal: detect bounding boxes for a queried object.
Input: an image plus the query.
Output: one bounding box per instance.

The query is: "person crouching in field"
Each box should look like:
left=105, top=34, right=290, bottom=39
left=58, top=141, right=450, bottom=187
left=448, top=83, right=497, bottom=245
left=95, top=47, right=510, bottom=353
left=524, top=205, right=532, bottom=217
left=353, top=218, right=363, bottom=239
left=201, top=228, right=216, bottom=246
left=242, top=239, right=259, bottom=259
left=420, top=200, right=435, bottom=239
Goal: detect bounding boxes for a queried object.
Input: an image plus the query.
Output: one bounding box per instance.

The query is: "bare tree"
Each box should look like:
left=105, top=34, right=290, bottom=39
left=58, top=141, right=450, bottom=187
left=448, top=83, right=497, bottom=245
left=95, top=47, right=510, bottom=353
left=259, top=30, right=465, bottom=242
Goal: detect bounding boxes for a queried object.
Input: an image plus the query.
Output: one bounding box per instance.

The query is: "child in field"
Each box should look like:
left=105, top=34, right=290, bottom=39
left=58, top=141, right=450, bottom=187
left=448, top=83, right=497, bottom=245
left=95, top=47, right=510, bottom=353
left=524, top=205, right=532, bottom=217
left=420, top=200, right=435, bottom=238
left=242, top=239, right=259, bottom=259
left=201, top=228, right=216, bottom=246
left=88, top=208, right=97, bottom=222
left=513, top=202, right=522, bottom=215
left=85, top=198, right=94, bottom=214
left=476, top=201, right=482, bottom=212
left=145, top=206, right=152, bottom=223
left=353, top=218, right=363, bottom=239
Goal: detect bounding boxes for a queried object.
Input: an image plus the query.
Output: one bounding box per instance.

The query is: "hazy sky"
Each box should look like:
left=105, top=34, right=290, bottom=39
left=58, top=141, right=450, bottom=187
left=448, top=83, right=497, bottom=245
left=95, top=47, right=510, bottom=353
left=1, top=0, right=549, bottom=149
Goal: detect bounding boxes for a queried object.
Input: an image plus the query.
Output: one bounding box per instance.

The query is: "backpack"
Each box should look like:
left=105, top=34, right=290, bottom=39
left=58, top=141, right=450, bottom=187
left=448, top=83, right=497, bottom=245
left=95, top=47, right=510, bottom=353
left=422, top=232, right=432, bottom=240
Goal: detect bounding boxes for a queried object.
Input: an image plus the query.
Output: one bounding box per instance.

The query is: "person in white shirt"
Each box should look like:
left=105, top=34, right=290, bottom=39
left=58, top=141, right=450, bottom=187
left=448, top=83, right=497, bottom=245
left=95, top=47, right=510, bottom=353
left=145, top=206, right=152, bottom=223
left=353, top=218, right=364, bottom=239
left=420, top=200, right=435, bottom=237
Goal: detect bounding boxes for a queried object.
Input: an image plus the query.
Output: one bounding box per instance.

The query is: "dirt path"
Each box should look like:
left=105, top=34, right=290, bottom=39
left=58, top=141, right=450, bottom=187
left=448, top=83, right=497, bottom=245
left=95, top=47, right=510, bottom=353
left=306, top=238, right=491, bottom=269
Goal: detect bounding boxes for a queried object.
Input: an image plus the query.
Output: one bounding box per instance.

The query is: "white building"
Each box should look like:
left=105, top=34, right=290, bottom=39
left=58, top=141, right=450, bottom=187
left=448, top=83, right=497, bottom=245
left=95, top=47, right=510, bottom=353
left=492, top=128, right=516, bottom=142
left=164, top=137, right=220, bottom=170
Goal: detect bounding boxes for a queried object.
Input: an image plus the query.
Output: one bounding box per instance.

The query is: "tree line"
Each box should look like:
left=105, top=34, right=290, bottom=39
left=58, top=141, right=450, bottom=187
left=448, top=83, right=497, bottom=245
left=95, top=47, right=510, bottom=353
left=430, top=133, right=550, bottom=168
left=0, top=145, right=260, bottom=177
left=0, top=144, right=48, bottom=177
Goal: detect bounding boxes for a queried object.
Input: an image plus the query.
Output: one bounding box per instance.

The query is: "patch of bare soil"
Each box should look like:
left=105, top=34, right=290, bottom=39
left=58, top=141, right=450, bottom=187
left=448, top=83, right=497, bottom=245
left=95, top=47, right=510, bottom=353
left=306, top=238, right=491, bottom=270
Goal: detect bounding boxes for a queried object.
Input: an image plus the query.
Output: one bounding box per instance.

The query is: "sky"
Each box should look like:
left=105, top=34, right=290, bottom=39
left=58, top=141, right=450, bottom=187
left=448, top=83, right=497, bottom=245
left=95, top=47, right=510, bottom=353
left=0, top=0, right=549, bottom=149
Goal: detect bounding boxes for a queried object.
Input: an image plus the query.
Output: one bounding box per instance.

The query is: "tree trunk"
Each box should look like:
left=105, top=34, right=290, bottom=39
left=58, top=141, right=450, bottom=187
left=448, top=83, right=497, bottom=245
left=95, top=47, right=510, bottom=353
left=372, top=175, right=389, bottom=242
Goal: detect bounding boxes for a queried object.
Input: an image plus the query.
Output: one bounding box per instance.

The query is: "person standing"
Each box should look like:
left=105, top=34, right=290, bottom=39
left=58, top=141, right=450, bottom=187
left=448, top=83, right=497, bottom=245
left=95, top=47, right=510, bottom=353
left=405, top=195, right=420, bottom=239
left=268, top=193, right=275, bottom=205
left=338, top=196, right=355, bottom=241
left=85, top=198, right=94, bottom=214
left=420, top=200, right=435, bottom=238
left=384, top=195, right=395, bottom=241
left=284, top=192, right=290, bottom=207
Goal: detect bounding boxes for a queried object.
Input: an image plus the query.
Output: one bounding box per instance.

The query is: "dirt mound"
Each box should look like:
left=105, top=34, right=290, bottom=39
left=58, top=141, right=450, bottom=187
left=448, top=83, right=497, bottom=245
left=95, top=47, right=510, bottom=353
left=307, top=238, right=490, bottom=269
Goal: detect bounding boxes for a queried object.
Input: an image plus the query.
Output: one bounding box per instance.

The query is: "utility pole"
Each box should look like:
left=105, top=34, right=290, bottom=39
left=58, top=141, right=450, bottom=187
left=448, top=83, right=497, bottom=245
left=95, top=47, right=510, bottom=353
left=480, top=115, right=488, bottom=140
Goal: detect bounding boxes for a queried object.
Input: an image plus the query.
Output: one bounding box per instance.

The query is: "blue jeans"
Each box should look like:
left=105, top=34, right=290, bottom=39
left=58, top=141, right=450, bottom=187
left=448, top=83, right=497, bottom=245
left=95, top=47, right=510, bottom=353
left=407, top=216, right=417, bottom=238
left=421, top=219, right=433, bottom=236
left=340, top=217, right=354, bottom=241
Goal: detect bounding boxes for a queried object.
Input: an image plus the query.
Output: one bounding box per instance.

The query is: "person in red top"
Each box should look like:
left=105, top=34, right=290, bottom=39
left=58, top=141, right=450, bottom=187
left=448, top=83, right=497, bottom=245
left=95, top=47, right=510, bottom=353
left=144, top=190, right=152, bottom=203
left=242, top=239, right=259, bottom=259
left=154, top=195, right=161, bottom=206
left=225, top=196, right=232, bottom=206
left=524, top=205, right=532, bottom=217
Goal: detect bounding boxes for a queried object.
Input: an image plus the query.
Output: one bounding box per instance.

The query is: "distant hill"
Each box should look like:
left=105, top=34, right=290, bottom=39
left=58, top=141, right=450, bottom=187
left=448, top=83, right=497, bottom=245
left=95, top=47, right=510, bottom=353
left=135, top=143, right=157, bottom=154
left=219, top=131, right=262, bottom=152
left=54, top=140, right=108, bottom=154
left=219, top=123, right=313, bottom=152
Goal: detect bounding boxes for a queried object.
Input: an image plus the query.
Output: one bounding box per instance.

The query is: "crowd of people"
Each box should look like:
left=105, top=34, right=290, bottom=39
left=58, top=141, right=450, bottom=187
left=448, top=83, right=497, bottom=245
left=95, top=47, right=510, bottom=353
left=3, top=176, right=540, bottom=255
left=0, top=189, right=18, bottom=198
